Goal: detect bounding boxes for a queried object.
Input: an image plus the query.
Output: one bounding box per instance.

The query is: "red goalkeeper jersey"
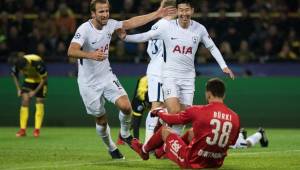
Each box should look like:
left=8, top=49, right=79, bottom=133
left=158, top=102, right=240, bottom=168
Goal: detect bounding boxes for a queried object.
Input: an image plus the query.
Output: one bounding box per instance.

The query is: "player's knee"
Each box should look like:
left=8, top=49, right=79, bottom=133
left=96, top=116, right=108, bottom=126
left=21, top=99, right=30, bottom=106
left=120, top=104, right=132, bottom=115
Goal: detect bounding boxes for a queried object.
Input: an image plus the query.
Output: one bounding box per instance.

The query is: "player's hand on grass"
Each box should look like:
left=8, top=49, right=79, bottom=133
left=150, top=108, right=165, bottom=117
left=88, top=50, right=108, bottom=61
left=222, top=67, right=235, bottom=80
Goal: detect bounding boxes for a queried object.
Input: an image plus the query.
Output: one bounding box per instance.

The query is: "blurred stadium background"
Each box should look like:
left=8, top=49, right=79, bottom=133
left=1, top=0, right=300, bottom=169
left=1, top=0, right=300, bottom=128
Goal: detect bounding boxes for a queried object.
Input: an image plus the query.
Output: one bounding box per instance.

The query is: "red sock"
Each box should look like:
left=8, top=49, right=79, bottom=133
left=144, top=126, right=164, bottom=152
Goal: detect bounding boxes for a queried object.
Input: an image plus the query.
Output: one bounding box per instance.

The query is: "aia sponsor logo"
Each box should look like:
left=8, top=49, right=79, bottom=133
left=173, top=45, right=193, bottom=55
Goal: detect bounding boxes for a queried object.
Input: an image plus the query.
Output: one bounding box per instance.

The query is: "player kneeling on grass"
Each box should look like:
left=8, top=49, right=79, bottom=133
left=8, top=53, right=47, bottom=138
left=130, top=78, right=240, bottom=169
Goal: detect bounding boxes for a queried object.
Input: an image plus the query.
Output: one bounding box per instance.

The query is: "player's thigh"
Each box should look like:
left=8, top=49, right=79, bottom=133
left=178, top=79, right=195, bottom=106
left=148, top=75, right=164, bottom=103
left=78, top=83, right=106, bottom=117
left=164, top=133, right=189, bottom=168
left=103, top=76, right=128, bottom=104
left=162, top=77, right=180, bottom=100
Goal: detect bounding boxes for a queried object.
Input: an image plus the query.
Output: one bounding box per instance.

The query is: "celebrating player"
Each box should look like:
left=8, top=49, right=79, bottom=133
left=9, top=53, right=47, bottom=138
left=131, top=78, right=240, bottom=169
left=67, top=0, right=174, bottom=159
left=124, top=0, right=235, bottom=136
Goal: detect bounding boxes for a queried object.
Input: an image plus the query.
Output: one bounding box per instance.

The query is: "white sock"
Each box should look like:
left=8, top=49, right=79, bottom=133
left=145, top=111, right=158, bottom=143
left=171, top=124, right=185, bottom=135
left=96, top=123, right=117, bottom=152
left=119, top=111, right=131, bottom=138
left=230, top=132, right=247, bottom=149
left=246, top=132, right=262, bottom=147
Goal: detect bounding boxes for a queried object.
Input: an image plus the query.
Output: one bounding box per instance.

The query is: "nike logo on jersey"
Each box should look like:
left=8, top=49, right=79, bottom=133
left=171, top=37, right=179, bottom=40
left=91, top=41, right=97, bottom=44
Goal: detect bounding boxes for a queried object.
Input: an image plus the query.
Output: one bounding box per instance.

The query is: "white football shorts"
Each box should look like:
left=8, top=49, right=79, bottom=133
left=78, top=74, right=127, bottom=117
left=162, top=77, right=195, bottom=106
left=147, top=74, right=164, bottom=102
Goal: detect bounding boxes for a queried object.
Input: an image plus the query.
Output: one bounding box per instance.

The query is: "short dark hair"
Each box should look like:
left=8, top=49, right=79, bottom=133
left=176, top=0, right=193, bottom=7
left=90, top=0, right=109, bottom=12
left=206, top=78, right=226, bottom=98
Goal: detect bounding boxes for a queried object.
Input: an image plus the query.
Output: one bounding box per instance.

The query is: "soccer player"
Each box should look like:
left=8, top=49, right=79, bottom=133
left=124, top=0, right=235, bottom=135
left=131, top=78, right=240, bottom=169
left=67, top=0, right=173, bottom=159
left=231, top=127, right=269, bottom=149
left=117, top=75, right=149, bottom=145
left=143, top=0, right=178, bottom=142
left=9, top=53, right=47, bottom=138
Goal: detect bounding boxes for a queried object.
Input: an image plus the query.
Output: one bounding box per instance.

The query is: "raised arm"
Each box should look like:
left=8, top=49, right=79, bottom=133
left=122, top=0, right=175, bottom=30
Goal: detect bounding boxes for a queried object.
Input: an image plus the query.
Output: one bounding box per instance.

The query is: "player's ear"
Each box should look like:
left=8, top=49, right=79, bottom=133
left=91, top=11, right=96, bottom=18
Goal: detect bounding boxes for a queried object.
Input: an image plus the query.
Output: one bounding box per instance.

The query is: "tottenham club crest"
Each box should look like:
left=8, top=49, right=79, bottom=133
left=192, top=36, right=198, bottom=44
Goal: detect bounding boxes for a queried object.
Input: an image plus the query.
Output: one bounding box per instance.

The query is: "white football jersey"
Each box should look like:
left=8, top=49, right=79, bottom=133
left=71, top=19, right=122, bottom=85
left=146, top=39, right=164, bottom=77
left=146, top=21, right=165, bottom=77
left=146, top=19, right=221, bottom=79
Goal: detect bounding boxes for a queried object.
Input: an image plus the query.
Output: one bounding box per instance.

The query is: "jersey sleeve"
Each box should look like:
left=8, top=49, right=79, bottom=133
left=71, top=24, right=87, bottom=46
left=200, top=25, right=228, bottom=69
left=110, top=19, right=123, bottom=30
left=124, top=19, right=167, bottom=43
left=158, top=107, right=195, bottom=125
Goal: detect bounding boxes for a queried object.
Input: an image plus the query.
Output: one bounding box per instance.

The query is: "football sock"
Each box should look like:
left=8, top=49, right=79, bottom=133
left=246, top=132, right=262, bottom=147
left=143, top=126, right=164, bottom=153
left=20, top=106, right=29, bottom=129
left=119, top=111, right=131, bottom=138
left=231, top=133, right=247, bottom=149
left=145, top=111, right=158, bottom=143
left=35, top=103, right=44, bottom=129
left=96, top=123, right=117, bottom=152
left=132, top=113, right=142, bottom=139
left=181, top=130, right=190, bottom=145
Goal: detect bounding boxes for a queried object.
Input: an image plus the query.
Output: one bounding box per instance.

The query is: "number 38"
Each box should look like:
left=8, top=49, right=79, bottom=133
left=206, top=119, right=233, bottom=148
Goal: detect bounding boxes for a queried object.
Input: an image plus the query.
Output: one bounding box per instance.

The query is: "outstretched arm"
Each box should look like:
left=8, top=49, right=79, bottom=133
left=201, top=28, right=235, bottom=79
left=208, top=45, right=235, bottom=79
left=122, top=1, right=175, bottom=30
left=124, top=30, right=156, bottom=43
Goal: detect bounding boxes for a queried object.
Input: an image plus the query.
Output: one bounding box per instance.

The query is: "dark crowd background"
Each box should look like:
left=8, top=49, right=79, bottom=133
left=1, top=0, right=300, bottom=65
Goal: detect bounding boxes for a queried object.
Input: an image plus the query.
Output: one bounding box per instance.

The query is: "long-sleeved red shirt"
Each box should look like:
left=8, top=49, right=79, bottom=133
left=158, top=102, right=240, bottom=169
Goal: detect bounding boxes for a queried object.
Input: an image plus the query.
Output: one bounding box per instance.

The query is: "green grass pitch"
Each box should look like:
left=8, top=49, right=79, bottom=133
left=0, top=127, right=300, bottom=170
